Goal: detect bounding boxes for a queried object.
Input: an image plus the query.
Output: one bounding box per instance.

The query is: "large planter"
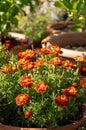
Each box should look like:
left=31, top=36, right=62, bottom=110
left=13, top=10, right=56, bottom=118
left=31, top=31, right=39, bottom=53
left=0, top=119, right=85, bottom=130
left=0, top=105, right=86, bottom=130
left=1, top=32, right=33, bottom=55
left=9, top=32, right=33, bottom=54
left=42, top=32, right=86, bottom=59
left=46, top=21, right=74, bottom=35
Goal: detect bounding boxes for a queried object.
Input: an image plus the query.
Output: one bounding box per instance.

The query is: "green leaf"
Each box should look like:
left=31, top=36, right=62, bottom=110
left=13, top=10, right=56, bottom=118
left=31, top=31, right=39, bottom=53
left=55, top=0, right=73, bottom=10
left=54, top=2, right=63, bottom=8
left=20, top=0, right=30, bottom=5
left=35, top=0, right=40, bottom=5
left=11, top=5, right=20, bottom=16
left=11, top=18, right=18, bottom=27
left=62, top=0, right=73, bottom=10
left=71, top=25, right=81, bottom=31
left=76, top=0, right=82, bottom=10
left=28, top=0, right=34, bottom=12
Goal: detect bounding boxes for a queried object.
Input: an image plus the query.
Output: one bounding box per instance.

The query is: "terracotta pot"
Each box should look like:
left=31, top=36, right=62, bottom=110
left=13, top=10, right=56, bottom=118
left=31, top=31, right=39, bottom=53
left=5, top=32, right=33, bottom=55
left=11, top=44, right=30, bottom=55
left=0, top=103, right=86, bottom=130
left=0, top=116, right=86, bottom=130
left=9, top=32, right=33, bottom=54
left=41, top=32, right=86, bottom=59
left=46, top=21, right=74, bottom=35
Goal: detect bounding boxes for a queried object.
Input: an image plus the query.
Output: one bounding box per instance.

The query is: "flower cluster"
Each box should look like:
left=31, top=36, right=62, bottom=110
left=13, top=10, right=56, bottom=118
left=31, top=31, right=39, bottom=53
left=0, top=44, right=86, bottom=128
left=2, top=38, right=28, bottom=51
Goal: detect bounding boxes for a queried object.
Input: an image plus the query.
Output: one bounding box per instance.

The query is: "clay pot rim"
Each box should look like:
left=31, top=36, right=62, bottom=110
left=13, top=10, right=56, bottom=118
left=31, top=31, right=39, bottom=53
left=60, top=48, right=86, bottom=59
left=46, top=21, right=74, bottom=34
left=8, top=32, right=33, bottom=45
left=1, top=103, right=86, bottom=130
left=0, top=115, right=86, bottom=130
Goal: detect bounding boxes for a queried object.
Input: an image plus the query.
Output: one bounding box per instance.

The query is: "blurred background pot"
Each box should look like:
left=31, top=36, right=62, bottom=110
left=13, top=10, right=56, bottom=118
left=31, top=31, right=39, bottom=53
left=1, top=32, right=33, bottom=55
left=46, top=21, right=74, bottom=35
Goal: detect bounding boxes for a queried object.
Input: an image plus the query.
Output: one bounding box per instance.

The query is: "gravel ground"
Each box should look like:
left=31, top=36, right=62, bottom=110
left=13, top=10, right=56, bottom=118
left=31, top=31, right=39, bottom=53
left=65, top=45, right=86, bottom=52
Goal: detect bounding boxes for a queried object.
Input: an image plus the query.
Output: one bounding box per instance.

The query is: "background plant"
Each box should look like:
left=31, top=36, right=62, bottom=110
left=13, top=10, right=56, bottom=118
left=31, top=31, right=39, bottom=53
left=20, top=14, right=49, bottom=47
left=54, top=0, right=86, bottom=31
left=0, top=0, right=40, bottom=38
left=17, top=1, right=59, bottom=47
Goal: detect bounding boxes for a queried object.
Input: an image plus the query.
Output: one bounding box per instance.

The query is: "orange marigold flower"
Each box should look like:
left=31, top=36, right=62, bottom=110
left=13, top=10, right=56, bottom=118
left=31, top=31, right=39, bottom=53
left=64, top=87, right=77, bottom=98
left=24, top=110, right=33, bottom=119
left=62, top=60, right=74, bottom=68
left=54, top=95, right=69, bottom=107
left=23, top=62, right=34, bottom=70
left=34, top=59, right=44, bottom=68
left=49, top=45, right=63, bottom=55
left=35, top=81, right=49, bottom=93
left=49, top=57, right=63, bottom=66
left=20, top=76, right=34, bottom=88
left=18, top=51, right=27, bottom=59
left=80, top=78, right=86, bottom=90
left=74, top=56, right=86, bottom=62
left=36, top=48, right=50, bottom=55
left=72, top=64, right=77, bottom=69
left=12, top=66, right=18, bottom=72
left=3, top=40, right=14, bottom=50
left=18, top=58, right=29, bottom=67
left=1, top=65, right=12, bottom=73
left=72, top=82, right=78, bottom=88
left=18, top=39, right=27, bottom=45
left=80, top=65, right=86, bottom=76
left=22, top=49, right=35, bottom=60
left=18, top=49, right=35, bottom=60
left=16, top=94, right=30, bottom=106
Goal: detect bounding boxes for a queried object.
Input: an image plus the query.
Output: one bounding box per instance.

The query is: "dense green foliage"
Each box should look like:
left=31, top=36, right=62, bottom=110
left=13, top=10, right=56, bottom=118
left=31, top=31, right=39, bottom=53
left=0, top=0, right=39, bottom=36
left=54, top=0, right=86, bottom=31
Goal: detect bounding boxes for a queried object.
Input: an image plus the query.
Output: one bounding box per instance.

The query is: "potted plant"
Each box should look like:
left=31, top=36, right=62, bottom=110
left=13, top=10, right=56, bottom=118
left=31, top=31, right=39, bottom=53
left=0, top=0, right=40, bottom=53
left=0, top=43, right=86, bottom=130
left=46, top=20, right=74, bottom=35
left=41, top=31, right=86, bottom=59
left=46, top=0, right=86, bottom=35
